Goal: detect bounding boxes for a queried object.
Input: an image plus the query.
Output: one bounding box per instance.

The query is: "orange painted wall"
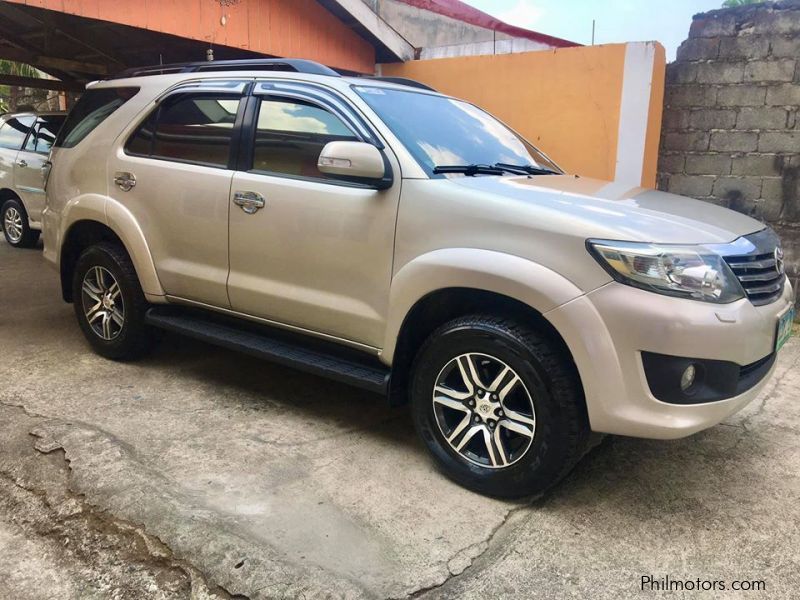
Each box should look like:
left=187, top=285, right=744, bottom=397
left=382, top=45, right=627, bottom=181
left=382, top=44, right=665, bottom=184
left=6, top=0, right=376, bottom=73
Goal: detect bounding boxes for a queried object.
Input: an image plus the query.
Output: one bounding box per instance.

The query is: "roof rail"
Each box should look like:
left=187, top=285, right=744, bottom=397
left=360, top=76, right=437, bottom=92
left=112, top=59, right=341, bottom=80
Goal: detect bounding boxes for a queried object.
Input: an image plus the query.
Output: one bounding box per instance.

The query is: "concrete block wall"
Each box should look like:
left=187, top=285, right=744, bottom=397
left=658, top=0, right=800, bottom=296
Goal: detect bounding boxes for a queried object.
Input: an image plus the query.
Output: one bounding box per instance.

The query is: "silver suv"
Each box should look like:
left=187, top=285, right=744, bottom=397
left=1, top=111, right=66, bottom=247
left=43, top=60, right=795, bottom=497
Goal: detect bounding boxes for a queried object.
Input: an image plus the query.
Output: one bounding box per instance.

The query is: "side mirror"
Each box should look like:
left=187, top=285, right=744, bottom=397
left=318, top=141, right=392, bottom=189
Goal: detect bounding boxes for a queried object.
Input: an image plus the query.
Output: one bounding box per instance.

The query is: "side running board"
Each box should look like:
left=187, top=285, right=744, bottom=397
left=144, top=307, right=391, bottom=395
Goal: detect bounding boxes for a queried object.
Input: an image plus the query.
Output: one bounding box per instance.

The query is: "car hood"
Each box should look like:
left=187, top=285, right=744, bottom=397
left=449, top=175, right=765, bottom=244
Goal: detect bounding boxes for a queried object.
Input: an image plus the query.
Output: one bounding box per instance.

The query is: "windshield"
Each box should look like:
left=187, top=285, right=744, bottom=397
left=354, top=85, right=562, bottom=177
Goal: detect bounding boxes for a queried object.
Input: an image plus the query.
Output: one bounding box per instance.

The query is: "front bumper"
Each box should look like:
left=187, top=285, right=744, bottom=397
left=545, top=280, right=794, bottom=439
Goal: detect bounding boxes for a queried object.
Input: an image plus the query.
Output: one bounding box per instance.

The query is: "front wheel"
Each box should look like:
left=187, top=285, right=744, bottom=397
left=72, top=242, right=158, bottom=360
left=2, top=198, right=39, bottom=248
left=410, top=315, right=590, bottom=498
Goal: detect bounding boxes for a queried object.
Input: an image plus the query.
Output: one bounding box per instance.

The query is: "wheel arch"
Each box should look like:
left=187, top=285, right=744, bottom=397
left=0, top=188, right=24, bottom=216
left=0, top=188, right=21, bottom=203
left=59, top=200, right=164, bottom=303
left=383, top=249, right=586, bottom=405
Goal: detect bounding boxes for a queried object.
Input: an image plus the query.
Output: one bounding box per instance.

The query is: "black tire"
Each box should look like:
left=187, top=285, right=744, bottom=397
left=410, top=315, right=590, bottom=499
left=72, top=242, right=158, bottom=360
left=2, top=198, right=40, bottom=248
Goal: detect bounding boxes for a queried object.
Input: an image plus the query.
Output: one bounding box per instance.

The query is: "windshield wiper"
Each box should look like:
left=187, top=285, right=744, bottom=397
left=433, top=164, right=507, bottom=176
left=433, top=163, right=560, bottom=177
left=494, top=162, right=560, bottom=176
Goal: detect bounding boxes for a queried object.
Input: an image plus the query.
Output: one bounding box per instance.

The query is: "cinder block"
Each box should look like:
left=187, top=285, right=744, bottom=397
left=736, top=106, right=789, bottom=130
left=658, top=153, right=686, bottom=174
left=666, top=62, right=698, bottom=84
left=717, top=85, right=767, bottom=106
left=710, top=131, right=759, bottom=152
left=732, top=154, right=785, bottom=177
left=744, top=59, right=796, bottom=82
left=666, top=85, right=718, bottom=108
left=761, top=176, right=787, bottom=201
left=719, top=35, right=771, bottom=59
left=766, top=83, right=800, bottom=106
left=685, top=153, right=732, bottom=175
left=769, top=35, right=800, bottom=58
left=754, top=10, right=800, bottom=35
left=689, top=108, right=737, bottom=130
left=758, top=130, right=800, bottom=152
left=676, top=37, right=720, bottom=61
left=713, top=176, right=764, bottom=201
left=662, top=108, right=690, bottom=130
left=696, top=61, right=744, bottom=84
left=666, top=174, right=716, bottom=197
left=690, top=14, right=737, bottom=38
left=664, top=131, right=710, bottom=151
left=767, top=83, right=800, bottom=106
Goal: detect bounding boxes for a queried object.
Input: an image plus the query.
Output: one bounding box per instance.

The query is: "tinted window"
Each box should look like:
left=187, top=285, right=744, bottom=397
left=125, top=111, right=156, bottom=157
left=24, top=115, right=65, bottom=154
left=354, top=86, right=561, bottom=177
left=252, top=97, right=358, bottom=179
left=55, top=87, right=138, bottom=148
left=23, top=125, right=37, bottom=152
left=128, top=95, right=240, bottom=168
left=0, top=116, right=35, bottom=150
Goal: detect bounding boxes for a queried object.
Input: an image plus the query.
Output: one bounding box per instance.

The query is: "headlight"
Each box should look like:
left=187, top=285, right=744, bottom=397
left=587, top=239, right=745, bottom=303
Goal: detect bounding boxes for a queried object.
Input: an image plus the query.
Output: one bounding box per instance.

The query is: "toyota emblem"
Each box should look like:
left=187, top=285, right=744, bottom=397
left=775, top=247, right=785, bottom=275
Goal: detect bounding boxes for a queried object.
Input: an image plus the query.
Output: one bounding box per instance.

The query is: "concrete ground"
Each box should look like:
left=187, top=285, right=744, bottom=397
left=0, top=237, right=798, bottom=599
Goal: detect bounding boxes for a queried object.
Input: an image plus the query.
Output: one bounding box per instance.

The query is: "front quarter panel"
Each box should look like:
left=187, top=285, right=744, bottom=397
left=381, top=248, right=585, bottom=363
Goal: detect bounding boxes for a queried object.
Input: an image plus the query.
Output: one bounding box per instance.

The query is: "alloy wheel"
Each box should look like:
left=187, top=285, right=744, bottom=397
left=432, top=352, right=536, bottom=469
left=3, top=207, right=23, bottom=243
left=81, top=266, right=125, bottom=341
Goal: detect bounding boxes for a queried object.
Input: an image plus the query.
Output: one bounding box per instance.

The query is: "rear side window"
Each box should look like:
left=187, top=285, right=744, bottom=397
left=0, top=116, right=35, bottom=150
left=55, top=87, right=138, bottom=149
left=126, top=94, right=241, bottom=169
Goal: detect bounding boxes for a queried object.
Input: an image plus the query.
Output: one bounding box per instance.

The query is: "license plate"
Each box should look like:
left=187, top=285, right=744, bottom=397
left=776, top=306, right=795, bottom=352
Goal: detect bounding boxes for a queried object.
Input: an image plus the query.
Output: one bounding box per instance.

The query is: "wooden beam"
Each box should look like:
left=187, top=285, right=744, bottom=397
left=0, top=74, right=84, bottom=92
left=0, top=46, right=107, bottom=75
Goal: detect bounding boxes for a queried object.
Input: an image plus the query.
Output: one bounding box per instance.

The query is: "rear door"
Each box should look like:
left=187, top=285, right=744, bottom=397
left=108, top=81, right=248, bottom=307
left=14, top=115, right=64, bottom=225
left=0, top=115, right=35, bottom=198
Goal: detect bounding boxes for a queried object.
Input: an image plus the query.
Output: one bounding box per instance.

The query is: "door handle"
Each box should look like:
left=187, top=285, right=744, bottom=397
left=16, top=159, right=27, bottom=168
left=114, top=172, right=136, bottom=192
left=233, top=191, right=266, bottom=214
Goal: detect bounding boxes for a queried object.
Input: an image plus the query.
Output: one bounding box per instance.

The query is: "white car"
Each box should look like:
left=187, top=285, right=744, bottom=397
left=1, top=111, right=66, bottom=248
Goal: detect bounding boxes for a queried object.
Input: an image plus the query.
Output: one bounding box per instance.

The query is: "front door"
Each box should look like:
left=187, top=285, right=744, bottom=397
left=227, top=91, right=401, bottom=348
left=108, top=88, right=246, bottom=307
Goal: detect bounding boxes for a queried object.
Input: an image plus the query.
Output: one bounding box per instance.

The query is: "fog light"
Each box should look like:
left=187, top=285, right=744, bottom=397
left=680, top=364, right=697, bottom=392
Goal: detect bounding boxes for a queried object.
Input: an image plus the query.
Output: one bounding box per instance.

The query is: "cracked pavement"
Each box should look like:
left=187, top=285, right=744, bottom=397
left=1, top=239, right=799, bottom=599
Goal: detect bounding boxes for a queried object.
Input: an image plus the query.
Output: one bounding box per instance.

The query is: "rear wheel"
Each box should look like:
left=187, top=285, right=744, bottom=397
left=2, top=198, right=39, bottom=248
left=72, top=242, right=158, bottom=360
left=410, top=315, right=590, bottom=498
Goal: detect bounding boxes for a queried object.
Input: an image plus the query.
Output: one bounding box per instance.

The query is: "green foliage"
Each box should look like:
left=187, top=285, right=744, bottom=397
left=0, top=60, right=41, bottom=79
left=0, top=61, right=50, bottom=114
left=722, top=0, right=763, bottom=7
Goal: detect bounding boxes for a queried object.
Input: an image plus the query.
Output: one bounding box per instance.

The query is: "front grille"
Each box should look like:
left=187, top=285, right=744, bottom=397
left=724, top=251, right=786, bottom=306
